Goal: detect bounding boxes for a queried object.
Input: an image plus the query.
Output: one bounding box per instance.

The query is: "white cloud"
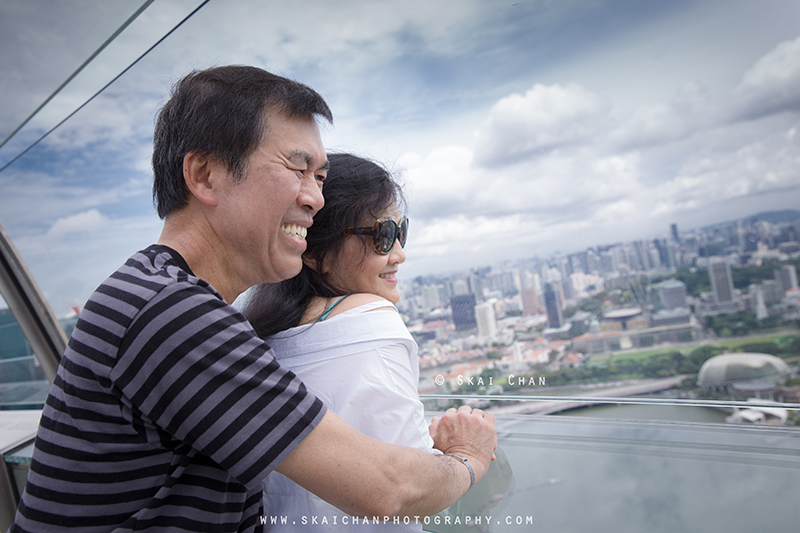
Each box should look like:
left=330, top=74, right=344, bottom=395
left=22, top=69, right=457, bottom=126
left=474, top=83, right=608, bottom=166
left=17, top=213, right=162, bottom=315
left=734, top=35, right=800, bottom=118
left=398, top=34, right=800, bottom=277
left=400, top=146, right=477, bottom=219
left=652, top=124, right=800, bottom=217
left=46, top=209, right=109, bottom=237
left=3, top=0, right=800, bottom=295
left=1, top=169, right=152, bottom=238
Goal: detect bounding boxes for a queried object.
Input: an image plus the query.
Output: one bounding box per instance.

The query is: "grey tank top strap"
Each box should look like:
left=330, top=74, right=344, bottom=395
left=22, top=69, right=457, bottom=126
left=317, top=295, right=350, bottom=322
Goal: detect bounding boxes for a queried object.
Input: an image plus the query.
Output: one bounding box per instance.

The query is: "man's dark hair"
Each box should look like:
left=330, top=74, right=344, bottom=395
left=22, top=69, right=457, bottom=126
left=152, top=65, right=333, bottom=219
left=243, top=153, right=406, bottom=338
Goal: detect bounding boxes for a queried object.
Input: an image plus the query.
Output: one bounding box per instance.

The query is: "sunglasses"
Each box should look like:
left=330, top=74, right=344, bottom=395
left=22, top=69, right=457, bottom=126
left=345, top=216, right=409, bottom=254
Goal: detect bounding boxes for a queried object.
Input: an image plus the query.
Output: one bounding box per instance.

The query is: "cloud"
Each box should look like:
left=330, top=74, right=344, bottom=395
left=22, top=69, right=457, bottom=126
left=733, top=35, right=800, bottom=119
left=3, top=0, right=800, bottom=297
left=400, top=146, right=478, bottom=219
left=608, top=81, right=719, bottom=151
left=0, top=164, right=153, bottom=241
left=474, top=83, right=609, bottom=167
left=400, top=33, right=800, bottom=275
left=16, top=212, right=162, bottom=315
left=46, top=209, right=109, bottom=237
left=651, top=124, right=800, bottom=216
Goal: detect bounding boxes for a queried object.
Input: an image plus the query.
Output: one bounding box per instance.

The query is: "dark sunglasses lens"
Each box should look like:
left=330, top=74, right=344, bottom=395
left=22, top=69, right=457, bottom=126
left=398, top=218, right=408, bottom=248
left=376, top=220, right=396, bottom=253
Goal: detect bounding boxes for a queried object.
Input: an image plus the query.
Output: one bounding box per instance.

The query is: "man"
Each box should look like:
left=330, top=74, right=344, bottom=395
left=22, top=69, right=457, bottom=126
left=11, top=66, right=496, bottom=532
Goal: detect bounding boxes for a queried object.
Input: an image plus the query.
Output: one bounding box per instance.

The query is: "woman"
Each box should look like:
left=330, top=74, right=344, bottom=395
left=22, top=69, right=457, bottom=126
left=243, top=153, right=432, bottom=531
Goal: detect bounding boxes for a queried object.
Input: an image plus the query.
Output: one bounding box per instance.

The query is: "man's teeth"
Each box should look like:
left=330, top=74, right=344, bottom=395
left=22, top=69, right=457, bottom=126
left=281, top=224, right=307, bottom=239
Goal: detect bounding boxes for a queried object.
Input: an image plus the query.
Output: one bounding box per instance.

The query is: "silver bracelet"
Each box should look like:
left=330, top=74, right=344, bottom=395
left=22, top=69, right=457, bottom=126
left=445, top=453, right=475, bottom=490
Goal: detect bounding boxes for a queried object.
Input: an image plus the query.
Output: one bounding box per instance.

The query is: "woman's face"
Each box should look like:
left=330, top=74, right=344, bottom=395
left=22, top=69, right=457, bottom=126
left=327, top=205, right=407, bottom=304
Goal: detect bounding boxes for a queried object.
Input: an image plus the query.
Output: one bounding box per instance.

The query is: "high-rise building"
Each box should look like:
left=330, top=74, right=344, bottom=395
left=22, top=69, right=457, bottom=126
left=600, top=251, right=615, bottom=274
left=475, top=301, right=498, bottom=339
left=648, top=246, right=662, bottom=270
left=586, top=249, right=602, bottom=273
left=754, top=288, right=769, bottom=320
left=422, top=284, right=444, bottom=309
left=467, top=273, right=484, bottom=298
left=658, top=280, right=687, bottom=310
left=775, top=264, right=799, bottom=293
left=521, top=288, right=542, bottom=315
left=761, top=280, right=784, bottom=305
left=632, top=240, right=651, bottom=271
left=487, top=270, right=519, bottom=296
left=569, top=251, right=589, bottom=275
left=450, top=294, right=477, bottom=331
left=544, top=282, right=564, bottom=329
left=683, top=236, right=699, bottom=255
left=561, top=276, right=575, bottom=301
left=450, top=278, right=470, bottom=296
left=654, top=238, right=677, bottom=269
left=670, top=223, right=680, bottom=243
left=520, top=270, right=537, bottom=291
left=708, top=259, right=735, bottom=304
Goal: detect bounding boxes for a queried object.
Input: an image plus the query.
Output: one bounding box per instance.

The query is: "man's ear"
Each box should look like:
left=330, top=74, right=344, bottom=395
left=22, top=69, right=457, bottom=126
left=183, top=151, right=221, bottom=207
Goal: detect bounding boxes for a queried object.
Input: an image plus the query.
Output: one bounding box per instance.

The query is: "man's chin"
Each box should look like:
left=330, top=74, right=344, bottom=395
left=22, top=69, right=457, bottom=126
left=267, top=261, right=304, bottom=284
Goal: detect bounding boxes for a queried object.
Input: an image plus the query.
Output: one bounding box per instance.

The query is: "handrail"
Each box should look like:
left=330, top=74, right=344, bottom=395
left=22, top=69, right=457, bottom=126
left=420, top=393, right=800, bottom=411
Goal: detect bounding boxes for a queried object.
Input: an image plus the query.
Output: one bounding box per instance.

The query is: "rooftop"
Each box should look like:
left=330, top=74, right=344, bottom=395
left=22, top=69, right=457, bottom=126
left=697, top=353, right=791, bottom=386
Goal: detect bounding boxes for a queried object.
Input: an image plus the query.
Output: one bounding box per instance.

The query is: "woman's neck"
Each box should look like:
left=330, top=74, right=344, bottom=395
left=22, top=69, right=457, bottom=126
left=299, top=295, right=342, bottom=325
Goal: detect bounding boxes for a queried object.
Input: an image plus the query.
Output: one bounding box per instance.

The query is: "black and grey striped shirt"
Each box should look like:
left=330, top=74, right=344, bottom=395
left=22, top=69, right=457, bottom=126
left=11, top=245, right=325, bottom=532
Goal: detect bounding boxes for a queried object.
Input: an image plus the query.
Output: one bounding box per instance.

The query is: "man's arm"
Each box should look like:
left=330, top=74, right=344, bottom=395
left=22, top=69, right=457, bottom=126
left=275, top=405, right=496, bottom=518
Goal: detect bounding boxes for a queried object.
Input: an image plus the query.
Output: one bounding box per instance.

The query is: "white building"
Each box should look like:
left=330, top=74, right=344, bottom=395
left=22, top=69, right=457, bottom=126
left=475, top=300, right=498, bottom=340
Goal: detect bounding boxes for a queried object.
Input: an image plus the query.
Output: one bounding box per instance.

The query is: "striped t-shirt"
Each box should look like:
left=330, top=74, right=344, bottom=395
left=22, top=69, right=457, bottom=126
left=11, top=245, right=326, bottom=532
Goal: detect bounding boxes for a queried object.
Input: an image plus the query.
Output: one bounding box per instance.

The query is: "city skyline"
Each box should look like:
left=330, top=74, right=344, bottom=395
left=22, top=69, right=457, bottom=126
left=405, top=209, right=800, bottom=286
left=1, top=1, right=799, bottom=316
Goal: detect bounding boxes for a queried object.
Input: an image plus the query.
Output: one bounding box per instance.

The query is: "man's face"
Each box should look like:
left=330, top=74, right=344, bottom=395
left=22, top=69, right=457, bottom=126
left=216, top=111, right=327, bottom=287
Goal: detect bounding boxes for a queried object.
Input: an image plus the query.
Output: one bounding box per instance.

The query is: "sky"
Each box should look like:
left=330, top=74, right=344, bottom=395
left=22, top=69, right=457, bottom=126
left=1, top=0, right=799, bottom=316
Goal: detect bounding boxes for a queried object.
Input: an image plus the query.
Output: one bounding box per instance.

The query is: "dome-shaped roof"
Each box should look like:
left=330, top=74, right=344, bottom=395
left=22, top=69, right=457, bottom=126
left=603, top=308, right=642, bottom=320
left=697, top=353, right=791, bottom=386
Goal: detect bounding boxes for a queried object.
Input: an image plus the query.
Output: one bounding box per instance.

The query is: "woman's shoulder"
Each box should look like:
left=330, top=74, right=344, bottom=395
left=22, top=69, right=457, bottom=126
left=328, top=293, right=397, bottom=318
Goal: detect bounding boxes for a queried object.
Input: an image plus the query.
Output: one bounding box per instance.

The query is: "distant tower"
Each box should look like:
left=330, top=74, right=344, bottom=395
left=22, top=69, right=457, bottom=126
left=708, top=260, right=735, bottom=304
left=475, top=301, right=498, bottom=340
left=451, top=278, right=470, bottom=296
left=775, top=264, right=799, bottom=293
left=645, top=245, right=659, bottom=270
left=658, top=280, right=687, bottom=310
left=654, top=238, right=676, bottom=269
left=521, top=288, right=542, bottom=316
left=761, top=280, right=784, bottom=305
left=422, top=284, right=443, bottom=309
left=756, top=289, right=769, bottom=320
left=450, top=294, right=477, bottom=331
left=467, top=273, right=484, bottom=299
left=544, top=282, right=564, bottom=329
left=670, top=223, right=680, bottom=243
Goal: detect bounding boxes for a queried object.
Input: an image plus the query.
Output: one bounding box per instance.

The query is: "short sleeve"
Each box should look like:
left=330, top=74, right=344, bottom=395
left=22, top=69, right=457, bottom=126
left=111, top=282, right=326, bottom=489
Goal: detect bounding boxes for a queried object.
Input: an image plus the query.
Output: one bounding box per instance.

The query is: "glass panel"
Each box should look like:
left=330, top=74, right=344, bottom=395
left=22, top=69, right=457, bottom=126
left=0, top=296, right=50, bottom=409
left=0, top=1, right=154, bottom=144
left=424, top=410, right=800, bottom=533
left=1, top=1, right=799, bottom=427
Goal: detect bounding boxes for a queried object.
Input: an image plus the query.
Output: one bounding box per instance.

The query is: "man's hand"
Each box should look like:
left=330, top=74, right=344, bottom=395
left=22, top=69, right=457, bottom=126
left=429, top=405, right=497, bottom=483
